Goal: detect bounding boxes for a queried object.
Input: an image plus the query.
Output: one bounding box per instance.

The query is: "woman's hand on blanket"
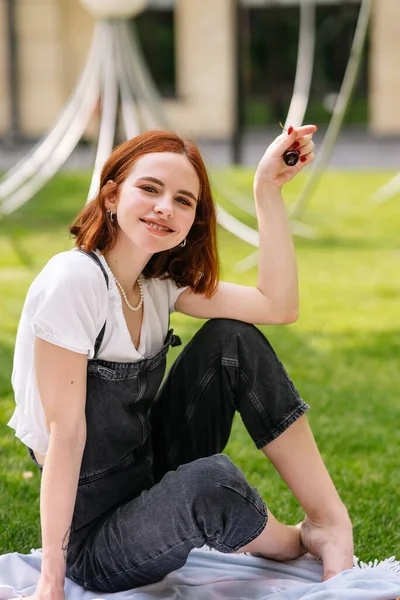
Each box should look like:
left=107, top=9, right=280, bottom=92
left=298, top=512, right=354, bottom=581
left=19, top=580, right=66, bottom=600
left=19, top=593, right=65, bottom=600
left=18, top=596, right=65, bottom=600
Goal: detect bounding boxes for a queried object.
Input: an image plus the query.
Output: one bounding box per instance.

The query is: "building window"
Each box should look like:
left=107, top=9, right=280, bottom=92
left=134, top=7, right=176, bottom=98
left=244, top=2, right=368, bottom=126
left=246, top=5, right=299, bottom=125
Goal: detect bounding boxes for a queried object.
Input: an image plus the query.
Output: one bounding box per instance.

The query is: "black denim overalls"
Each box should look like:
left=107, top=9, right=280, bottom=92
left=29, top=250, right=310, bottom=593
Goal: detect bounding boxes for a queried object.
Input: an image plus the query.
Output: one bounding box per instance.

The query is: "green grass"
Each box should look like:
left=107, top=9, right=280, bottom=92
left=1, top=169, right=399, bottom=561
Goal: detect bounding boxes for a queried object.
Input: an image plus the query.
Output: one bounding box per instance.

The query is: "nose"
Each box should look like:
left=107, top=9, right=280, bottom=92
left=154, top=194, right=174, bottom=219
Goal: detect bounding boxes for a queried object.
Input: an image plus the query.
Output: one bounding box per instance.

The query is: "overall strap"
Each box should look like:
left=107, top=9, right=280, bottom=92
left=76, top=249, right=109, bottom=358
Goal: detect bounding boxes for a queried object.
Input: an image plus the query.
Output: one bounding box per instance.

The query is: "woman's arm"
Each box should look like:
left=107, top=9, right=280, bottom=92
left=32, top=338, right=88, bottom=599
left=176, top=125, right=316, bottom=325
left=252, top=182, right=298, bottom=322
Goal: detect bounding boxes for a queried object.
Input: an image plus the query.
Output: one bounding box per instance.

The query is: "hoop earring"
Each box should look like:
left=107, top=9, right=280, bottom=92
left=108, top=210, right=114, bottom=223
left=179, top=238, right=187, bottom=248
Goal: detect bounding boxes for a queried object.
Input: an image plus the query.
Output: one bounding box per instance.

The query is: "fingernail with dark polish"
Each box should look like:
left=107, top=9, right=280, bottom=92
left=300, top=156, right=307, bottom=163
left=294, top=141, right=300, bottom=148
left=288, top=126, right=293, bottom=135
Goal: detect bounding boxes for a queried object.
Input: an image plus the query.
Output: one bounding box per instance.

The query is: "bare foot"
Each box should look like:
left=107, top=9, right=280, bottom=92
left=298, top=513, right=354, bottom=581
left=239, top=512, right=306, bottom=561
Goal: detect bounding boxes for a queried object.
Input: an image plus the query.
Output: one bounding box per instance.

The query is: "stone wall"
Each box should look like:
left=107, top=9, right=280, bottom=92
left=370, top=0, right=400, bottom=136
left=17, top=0, right=66, bottom=136
left=0, top=0, right=235, bottom=140
left=1, top=0, right=399, bottom=140
left=165, top=0, right=235, bottom=139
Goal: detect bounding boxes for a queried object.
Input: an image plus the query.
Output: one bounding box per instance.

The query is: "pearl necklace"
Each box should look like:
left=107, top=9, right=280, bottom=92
left=105, top=260, right=144, bottom=312
left=113, top=276, right=144, bottom=312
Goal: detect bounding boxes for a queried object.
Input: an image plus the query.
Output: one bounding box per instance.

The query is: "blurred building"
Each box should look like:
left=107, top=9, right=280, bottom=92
left=0, top=0, right=398, bottom=141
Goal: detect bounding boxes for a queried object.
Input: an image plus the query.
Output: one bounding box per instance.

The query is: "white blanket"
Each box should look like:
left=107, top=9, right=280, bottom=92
left=1, top=548, right=399, bottom=600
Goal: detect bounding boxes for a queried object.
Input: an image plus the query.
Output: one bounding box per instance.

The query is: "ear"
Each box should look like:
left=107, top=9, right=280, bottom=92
left=103, top=180, right=118, bottom=211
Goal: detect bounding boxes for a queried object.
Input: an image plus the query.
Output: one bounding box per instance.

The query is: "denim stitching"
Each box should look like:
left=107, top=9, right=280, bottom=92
left=221, top=357, right=239, bottom=367
left=137, top=412, right=147, bottom=445
left=87, top=364, right=164, bottom=382
left=185, top=366, right=218, bottom=422
left=216, top=482, right=267, bottom=516
left=211, top=484, right=268, bottom=552
left=250, top=328, right=302, bottom=399
left=135, top=372, right=146, bottom=404
left=87, top=338, right=170, bottom=380
left=78, top=451, right=152, bottom=485
left=255, top=402, right=310, bottom=449
left=167, top=365, right=218, bottom=465
left=215, top=511, right=268, bottom=552
left=274, top=356, right=301, bottom=398
left=239, top=369, right=271, bottom=424
left=83, top=534, right=205, bottom=587
left=88, top=370, right=139, bottom=382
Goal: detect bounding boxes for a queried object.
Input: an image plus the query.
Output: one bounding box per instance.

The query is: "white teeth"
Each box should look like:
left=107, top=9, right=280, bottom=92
left=144, top=220, right=171, bottom=232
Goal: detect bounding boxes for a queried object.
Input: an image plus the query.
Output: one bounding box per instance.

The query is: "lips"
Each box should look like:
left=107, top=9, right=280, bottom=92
left=140, top=218, right=175, bottom=233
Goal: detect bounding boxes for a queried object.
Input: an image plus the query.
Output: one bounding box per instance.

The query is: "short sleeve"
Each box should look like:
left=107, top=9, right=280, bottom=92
left=24, top=251, right=108, bottom=358
left=164, top=278, right=188, bottom=313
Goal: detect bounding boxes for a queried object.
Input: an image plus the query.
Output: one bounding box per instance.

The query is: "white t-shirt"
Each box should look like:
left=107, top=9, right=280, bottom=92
left=8, top=249, right=186, bottom=455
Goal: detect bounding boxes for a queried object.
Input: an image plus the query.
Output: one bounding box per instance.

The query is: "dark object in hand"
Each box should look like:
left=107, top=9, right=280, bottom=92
left=283, top=149, right=300, bottom=167
left=279, top=122, right=299, bottom=167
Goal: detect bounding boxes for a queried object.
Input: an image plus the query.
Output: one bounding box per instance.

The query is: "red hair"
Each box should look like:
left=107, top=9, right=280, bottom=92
left=70, top=130, right=219, bottom=297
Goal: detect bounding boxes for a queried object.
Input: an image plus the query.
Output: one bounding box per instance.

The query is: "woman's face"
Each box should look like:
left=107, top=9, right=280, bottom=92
left=110, top=152, right=200, bottom=254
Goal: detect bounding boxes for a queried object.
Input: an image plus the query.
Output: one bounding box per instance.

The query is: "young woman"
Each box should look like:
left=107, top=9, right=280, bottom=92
left=9, top=127, right=353, bottom=599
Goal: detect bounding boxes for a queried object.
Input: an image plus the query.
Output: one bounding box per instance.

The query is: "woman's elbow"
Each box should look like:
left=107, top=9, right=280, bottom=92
left=274, top=307, right=299, bottom=324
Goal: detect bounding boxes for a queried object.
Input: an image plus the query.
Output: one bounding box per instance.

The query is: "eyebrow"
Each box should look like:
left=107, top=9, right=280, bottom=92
left=135, top=176, right=198, bottom=203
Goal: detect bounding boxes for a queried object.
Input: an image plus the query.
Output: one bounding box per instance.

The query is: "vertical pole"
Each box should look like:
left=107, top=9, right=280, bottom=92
left=5, top=0, right=20, bottom=140
left=290, top=0, right=373, bottom=220
left=232, top=0, right=246, bottom=164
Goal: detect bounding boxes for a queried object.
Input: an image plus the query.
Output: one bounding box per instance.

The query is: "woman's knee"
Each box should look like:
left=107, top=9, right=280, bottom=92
left=175, top=454, right=255, bottom=504
left=201, top=318, right=256, bottom=337
left=174, top=454, right=267, bottom=551
left=197, top=319, right=267, bottom=350
left=198, top=318, right=276, bottom=361
left=177, top=454, right=235, bottom=485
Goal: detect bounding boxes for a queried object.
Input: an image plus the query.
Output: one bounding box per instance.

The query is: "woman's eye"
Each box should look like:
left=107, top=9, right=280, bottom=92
left=176, top=197, right=192, bottom=207
left=141, top=185, right=157, bottom=193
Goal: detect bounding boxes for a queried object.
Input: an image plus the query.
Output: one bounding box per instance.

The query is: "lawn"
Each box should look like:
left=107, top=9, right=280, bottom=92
left=0, top=168, right=399, bottom=562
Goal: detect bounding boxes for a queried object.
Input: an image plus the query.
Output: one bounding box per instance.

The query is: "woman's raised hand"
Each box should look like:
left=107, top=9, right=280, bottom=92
left=254, top=124, right=317, bottom=190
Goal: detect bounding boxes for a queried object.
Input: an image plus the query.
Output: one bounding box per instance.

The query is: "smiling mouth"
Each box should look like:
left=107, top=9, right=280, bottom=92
left=141, top=219, right=174, bottom=233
